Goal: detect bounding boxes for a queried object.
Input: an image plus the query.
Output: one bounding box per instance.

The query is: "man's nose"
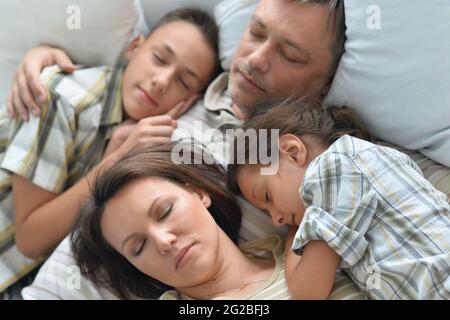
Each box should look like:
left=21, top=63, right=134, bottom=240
left=248, top=42, right=271, bottom=74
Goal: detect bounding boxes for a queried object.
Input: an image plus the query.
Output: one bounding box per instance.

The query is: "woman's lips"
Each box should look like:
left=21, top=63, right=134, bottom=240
left=138, top=87, right=158, bottom=106
left=175, top=243, right=195, bottom=270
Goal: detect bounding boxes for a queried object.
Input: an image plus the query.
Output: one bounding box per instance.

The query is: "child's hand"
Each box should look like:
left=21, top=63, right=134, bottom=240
left=167, top=94, right=201, bottom=119
left=111, top=119, right=137, bottom=142
left=113, top=115, right=176, bottom=158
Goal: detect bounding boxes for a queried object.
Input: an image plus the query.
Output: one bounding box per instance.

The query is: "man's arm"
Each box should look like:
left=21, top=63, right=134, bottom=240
left=285, top=239, right=341, bottom=300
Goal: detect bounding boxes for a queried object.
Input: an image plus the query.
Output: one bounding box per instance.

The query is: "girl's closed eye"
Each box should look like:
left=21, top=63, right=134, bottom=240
left=178, top=77, right=190, bottom=90
left=153, top=52, right=166, bottom=65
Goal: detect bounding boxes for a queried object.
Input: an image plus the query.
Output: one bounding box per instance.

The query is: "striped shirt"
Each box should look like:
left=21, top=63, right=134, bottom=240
left=0, top=65, right=123, bottom=292
left=160, top=235, right=365, bottom=300
left=292, top=135, right=450, bottom=299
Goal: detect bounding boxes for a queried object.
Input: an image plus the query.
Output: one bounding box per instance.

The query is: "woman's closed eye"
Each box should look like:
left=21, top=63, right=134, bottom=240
left=131, top=203, right=174, bottom=257
left=158, top=202, right=174, bottom=221
left=133, top=238, right=146, bottom=257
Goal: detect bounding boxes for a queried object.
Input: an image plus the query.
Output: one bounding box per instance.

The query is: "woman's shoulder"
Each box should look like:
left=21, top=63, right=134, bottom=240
left=238, top=234, right=284, bottom=258
left=329, top=271, right=367, bottom=300
left=159, top=290, right=182, bottom=300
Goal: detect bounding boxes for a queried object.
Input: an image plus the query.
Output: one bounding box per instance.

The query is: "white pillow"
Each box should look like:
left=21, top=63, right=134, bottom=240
left=0, top=0, right=138, bottom=105
left=214, top=0, right=258, bottom=70
left=132, top=0, right=150, bottom=37
left=325, top=0, right=450, bottom=167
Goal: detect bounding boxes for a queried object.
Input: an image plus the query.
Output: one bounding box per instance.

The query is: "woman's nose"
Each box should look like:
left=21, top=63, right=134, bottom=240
left=152, top=229, right=177, bottom=255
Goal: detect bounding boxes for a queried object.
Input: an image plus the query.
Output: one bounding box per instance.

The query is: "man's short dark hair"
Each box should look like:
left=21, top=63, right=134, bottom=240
left=298, top=0, right=346, bottom=77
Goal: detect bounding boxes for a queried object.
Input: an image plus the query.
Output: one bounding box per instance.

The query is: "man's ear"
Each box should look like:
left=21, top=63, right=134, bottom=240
left=279, top=134, right=308, bottom=167
left=186, top=184, right=212, bottom=208
left=124, top=35, right=146, bottom=61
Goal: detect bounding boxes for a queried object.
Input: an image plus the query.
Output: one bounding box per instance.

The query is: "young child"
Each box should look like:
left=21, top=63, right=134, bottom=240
left=227, top=100, right=450, bottom=300
left=0, top=8, right=220, bottom=297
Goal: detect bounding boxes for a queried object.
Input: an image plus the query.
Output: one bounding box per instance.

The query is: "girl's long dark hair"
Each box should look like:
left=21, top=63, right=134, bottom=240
left=71, top=142, right=241, bottom=299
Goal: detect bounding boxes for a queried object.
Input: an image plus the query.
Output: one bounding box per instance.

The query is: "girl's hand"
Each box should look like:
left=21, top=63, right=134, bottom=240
left=167, top=94, right=201, bottom=119
left=112, top=115, right=177, bottom=159
left=103, top=119, right=138, bottom=158
left=6, top=45, right=75, bottom=121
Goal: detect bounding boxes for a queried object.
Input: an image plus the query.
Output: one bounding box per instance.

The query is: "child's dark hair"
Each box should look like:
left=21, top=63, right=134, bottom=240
left=151, top=7, right=222, bottom=86
left=227, top=99, right=372, bottom=195
left=71, top=142, right=241, bottom=300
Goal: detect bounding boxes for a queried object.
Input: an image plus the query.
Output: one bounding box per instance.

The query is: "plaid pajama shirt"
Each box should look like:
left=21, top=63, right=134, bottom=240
left=292, top=135, right=450, bottom=299
left=0, top=65, right=123, bottom=293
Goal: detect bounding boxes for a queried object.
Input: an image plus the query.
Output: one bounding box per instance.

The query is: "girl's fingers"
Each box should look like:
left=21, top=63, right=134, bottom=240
left=168, top=94, right=201, bottom=119
left=148, top=137, right=173, bottom=146
left=147, top=125, right=176, bottom=137
left=17, top=70, right=41, bottom=116
left=166, top=101, right=185, bottom=119
left=12, top=84, right=29, bottom=122
left=6, top=87, right=15, bottom=118
left=23, top=62, right=48, bottom=109
left=52, top=50, right=76, bottom=74
left=186, top=93, right=201, bottom=107
left=142, top=114, right=176, bottom=127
